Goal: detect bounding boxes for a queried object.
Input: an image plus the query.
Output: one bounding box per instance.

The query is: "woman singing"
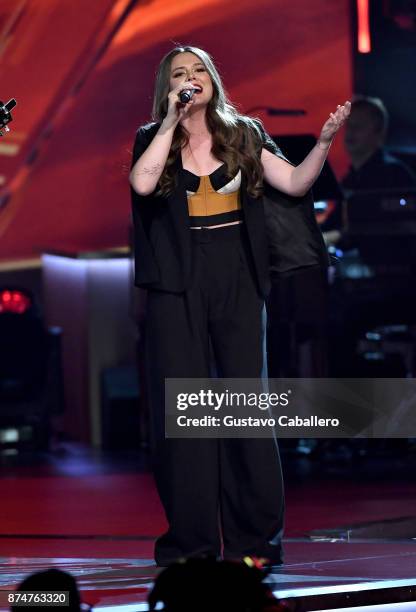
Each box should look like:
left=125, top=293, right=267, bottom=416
left=129, top=45, right=350, bottom=567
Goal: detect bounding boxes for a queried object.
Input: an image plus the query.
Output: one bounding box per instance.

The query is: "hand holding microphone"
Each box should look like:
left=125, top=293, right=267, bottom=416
left=179, top=87, right=198, bottom=103
left=164, top=81, right=199, bottom=129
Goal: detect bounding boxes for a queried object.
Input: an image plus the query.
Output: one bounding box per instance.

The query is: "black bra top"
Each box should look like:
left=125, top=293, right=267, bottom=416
left=181, top=163, right=230, bottom=192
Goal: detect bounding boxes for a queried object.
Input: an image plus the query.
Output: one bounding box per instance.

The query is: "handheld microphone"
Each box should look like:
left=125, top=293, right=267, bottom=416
left=179, top=88, right=198, bottom=104
left=0, top=98, right=17, bottom=135
left=1, top=99, right=17, bottom=113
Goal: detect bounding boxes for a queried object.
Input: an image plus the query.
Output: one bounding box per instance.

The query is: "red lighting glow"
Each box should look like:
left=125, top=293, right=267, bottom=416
left=0, top=290, right=31, bottom=314
left=357, top=0, right=371, bottom=53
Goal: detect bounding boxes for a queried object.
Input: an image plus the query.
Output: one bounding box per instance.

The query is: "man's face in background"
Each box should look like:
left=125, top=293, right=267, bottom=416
left=344, top=105, right=385, bottom=159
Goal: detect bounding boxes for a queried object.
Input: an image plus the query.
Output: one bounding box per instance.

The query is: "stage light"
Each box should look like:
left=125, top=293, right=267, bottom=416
left=366, top=332, right=381, bottom=341
left=357, top=0, right=371, bottom=53
left=0, top=289, right=32, bottom=314
left=314, top=199, right=337, bottom=225
left=0, top=428, right=19, bottom=443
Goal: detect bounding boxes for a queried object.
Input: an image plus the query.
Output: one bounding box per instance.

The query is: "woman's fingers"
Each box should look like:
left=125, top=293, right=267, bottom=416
left=337, top=100, right=351, bottom=120
left=329, top=100, right=351, bottom=128
left=167, top=82, right=194, bottom=105
left=178, top=98, right=195, bottom=117
left=173, top=81, right=195, bottom=95
left=333, top=101, right=351, bottom=117
left=165, top=82, right=195, bottom=122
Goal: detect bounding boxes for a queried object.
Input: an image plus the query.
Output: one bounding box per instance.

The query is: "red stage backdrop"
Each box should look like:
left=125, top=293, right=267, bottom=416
left=0, top=0, right=352, bottom=261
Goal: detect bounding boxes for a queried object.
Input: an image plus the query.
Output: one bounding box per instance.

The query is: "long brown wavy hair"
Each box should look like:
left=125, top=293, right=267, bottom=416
left=151, top=45, right=267, bottom=199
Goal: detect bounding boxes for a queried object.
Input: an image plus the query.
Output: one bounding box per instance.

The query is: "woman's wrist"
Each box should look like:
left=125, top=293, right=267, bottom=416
left=160, top=116, right=178, bottom=133
left=316, top=137, right=333, bottom=151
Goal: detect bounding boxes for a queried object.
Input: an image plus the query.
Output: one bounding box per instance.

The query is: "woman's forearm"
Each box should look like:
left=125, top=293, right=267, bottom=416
left=290, top=139, right=333, bottom=196
left=130, top=120, right=176, bottom=196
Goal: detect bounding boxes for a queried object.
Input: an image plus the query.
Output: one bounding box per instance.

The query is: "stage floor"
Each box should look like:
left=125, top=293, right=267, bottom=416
left=1, top=541, right=416, bottom=611
left=1, top=444, right=416, bottom=611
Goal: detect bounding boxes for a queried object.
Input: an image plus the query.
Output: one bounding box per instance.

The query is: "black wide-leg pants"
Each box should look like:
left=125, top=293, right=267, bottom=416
left=144, top=224, right=285, bottom=566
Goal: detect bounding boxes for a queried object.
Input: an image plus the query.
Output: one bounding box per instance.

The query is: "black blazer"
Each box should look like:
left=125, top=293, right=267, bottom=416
left=130, top=122, right=329, bottom=297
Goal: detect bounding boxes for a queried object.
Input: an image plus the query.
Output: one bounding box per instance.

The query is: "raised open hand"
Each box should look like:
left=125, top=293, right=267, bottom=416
left=318, top=100, right=351, bottom=147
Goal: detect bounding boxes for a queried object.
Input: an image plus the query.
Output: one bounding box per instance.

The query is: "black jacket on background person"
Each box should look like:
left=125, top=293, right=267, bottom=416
left=130, top=121, right=329, bottom=297
left=342, top=147, right=416, bottom=194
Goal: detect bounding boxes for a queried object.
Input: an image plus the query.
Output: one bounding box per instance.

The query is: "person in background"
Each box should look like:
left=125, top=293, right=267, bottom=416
left=342, top=95, right=416, bottom=194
